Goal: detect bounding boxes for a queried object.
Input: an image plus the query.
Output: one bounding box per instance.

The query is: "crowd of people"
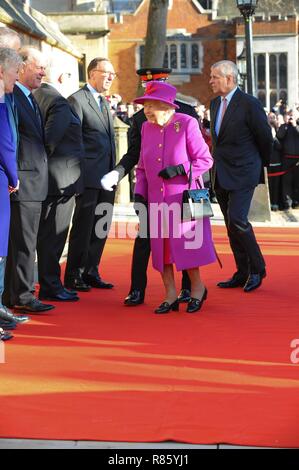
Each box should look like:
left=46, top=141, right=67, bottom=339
left=1, top=25, right=275, bottom=342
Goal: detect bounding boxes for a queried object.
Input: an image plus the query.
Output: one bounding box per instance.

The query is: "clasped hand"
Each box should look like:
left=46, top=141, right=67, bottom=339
left=158, top=164, right=186, bottom=179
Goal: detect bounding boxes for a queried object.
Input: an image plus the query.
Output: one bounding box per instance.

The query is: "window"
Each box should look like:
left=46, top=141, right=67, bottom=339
left=255, top=52, right=288, bottom=110
left=139, top=39, right=203, bottom=74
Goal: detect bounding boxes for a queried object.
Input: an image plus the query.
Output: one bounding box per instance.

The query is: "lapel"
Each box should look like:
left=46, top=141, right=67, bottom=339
left=14, top=85, right=43, bottom=137
left=83, top=85, right=110, bottom=134
left=217, top=88, right=242, bottom=140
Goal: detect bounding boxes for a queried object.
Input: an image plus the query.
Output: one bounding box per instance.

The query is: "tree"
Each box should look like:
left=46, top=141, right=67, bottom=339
left=143, top=0, right=169, bottom=68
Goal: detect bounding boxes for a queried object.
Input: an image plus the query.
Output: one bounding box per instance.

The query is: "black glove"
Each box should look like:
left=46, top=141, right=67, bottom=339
left=158, top=164, right=186, bottom=180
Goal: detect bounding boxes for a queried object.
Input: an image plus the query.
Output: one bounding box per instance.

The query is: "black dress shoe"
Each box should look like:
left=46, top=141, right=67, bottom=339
left=83, top=274, right=114, bottom=289
left=217, top=272, right=247, bottom=288
left=124, top=290, right=144, bottom=306
left=0, top=328, right=13, bottom=341
left=177, top=289, right=191, bottom=303
left=39, top=288, right=79, bottom=302
left=0, top=320, right=17, bottom=330
left=243, top=270, right=266, bottom=292
left=0, top=306, right=29, bottom=323
left=14, top=299, right=55, bottom=313
left=65, top=277, right=91, bottom=292
left=155, top=299, right=179, bottom=314
left=186, top=288, right=208, bottom=313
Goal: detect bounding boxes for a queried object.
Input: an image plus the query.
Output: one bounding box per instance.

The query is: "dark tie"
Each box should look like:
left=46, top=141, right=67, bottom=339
left=29, top=93, right=43, bottom=132
left=98, top=95, right=110, bottom=130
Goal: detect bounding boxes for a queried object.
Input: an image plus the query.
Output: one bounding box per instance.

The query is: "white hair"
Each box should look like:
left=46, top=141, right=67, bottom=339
left=0, top=26, right=20, bottom=48
left=0, top=47, right=22, bottom=70
left=211, top=60, right=239, bottom=84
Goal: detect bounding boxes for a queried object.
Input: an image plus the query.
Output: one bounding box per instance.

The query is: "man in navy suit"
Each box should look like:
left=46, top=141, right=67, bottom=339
left=209, top=60, right=273, bottom=292
left=3, top=47, right=54, bottom=313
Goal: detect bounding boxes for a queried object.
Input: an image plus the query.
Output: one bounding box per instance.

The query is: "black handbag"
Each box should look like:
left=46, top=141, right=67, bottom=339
left=182, top=163, right=214, bottom=221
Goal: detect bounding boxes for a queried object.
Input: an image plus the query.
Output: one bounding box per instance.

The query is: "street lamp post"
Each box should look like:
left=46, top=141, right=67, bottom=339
left=236, top=0, right=258, bottom=96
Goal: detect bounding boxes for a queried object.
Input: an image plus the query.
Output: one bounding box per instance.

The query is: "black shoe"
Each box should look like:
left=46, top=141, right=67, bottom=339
left=177, top=289, right=191, bottom=303
left=0, top=306, right=29, bottom=323
left=244, top=270, right=266, bottom=292
left=0, top=320, right=17, bottom=330
left=217, top=272, right=247, bottom=288
left=14, top=299, right=55, bottom=313
left=0, top=328, right=13, bottom=341
left=124, top=290, right=144, bottom=306
left=155, top=299, right=179, bottom=314
left=65, top=277, right=91, bottom=292
left=186, top=288, right=208, bottom=313
left=83, top=274, right=114, bottom=289
left=39, top=288, right=79, bottom=302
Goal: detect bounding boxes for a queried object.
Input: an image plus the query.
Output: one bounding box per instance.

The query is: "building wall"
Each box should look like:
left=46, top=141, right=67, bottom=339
left=108, top=0, right=236, bottom=106
left=236, top=17, right=299, bottom=109
left=30, top=0, right=73, bottom=12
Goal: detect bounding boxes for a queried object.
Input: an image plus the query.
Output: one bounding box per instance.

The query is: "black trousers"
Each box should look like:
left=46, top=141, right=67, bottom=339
left=64, top=188, right=115, bottom=281
left=215, top=183, right=265, bottom=277
left=281, top=158, right=299, bottom=208
left=3, top=201, right=42, bottom=306
left=37, top=195, right=75, bottom=295
left=268, top=174, right=281, bottom=207
left=129, top=204, right=191, bottom=294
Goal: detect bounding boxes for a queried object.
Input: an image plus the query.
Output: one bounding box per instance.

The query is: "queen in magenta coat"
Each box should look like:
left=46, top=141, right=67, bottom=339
left=134, top=82, right=216, bottom=314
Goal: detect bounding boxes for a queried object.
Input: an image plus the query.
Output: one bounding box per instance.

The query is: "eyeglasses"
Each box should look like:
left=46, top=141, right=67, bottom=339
left=94, top=70, right=118, bottom=79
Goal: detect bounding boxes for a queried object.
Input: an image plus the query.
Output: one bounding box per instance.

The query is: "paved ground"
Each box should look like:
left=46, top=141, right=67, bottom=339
left=0, top=439, right=270, bottom=449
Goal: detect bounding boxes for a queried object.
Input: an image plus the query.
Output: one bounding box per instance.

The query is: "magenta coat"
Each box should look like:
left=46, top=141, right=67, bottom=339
left=135, top=113, right=217, bottom=273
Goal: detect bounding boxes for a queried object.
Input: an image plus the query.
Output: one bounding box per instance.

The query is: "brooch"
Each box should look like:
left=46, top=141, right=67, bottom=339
left=174, top=121, right=181, bottom=133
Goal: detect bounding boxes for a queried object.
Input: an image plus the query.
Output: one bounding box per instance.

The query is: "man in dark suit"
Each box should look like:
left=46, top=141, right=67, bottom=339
left=3, top=47, right=54, bottom=312
left=33, top=67, right=84, bottom=302
left=209, top=60, right=273, bottom=292
left=64, top=57, right=116, bottom=291
left=101, top=68, right=200, bottom=306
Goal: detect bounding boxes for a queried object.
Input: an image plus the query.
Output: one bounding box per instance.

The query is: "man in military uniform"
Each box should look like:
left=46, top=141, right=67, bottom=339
left=101, top=68, right=200, bottom=306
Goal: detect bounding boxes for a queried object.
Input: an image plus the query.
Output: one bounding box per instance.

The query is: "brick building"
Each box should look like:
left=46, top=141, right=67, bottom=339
left=108, top=0, right=299, bottom=109
left=108, top=0, right=236, bottom=106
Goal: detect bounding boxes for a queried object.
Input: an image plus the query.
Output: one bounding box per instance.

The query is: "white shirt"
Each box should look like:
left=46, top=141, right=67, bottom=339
left=86, top=82, right=102, bottom=108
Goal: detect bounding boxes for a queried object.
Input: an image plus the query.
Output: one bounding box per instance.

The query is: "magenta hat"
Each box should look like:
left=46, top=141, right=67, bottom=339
left=133, top=81, right=179, bottom=109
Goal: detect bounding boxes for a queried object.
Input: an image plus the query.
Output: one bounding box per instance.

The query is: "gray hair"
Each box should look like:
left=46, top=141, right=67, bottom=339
left=0, top=47, right=22, bottom=70
left=0, top=26, right=20, bottom=48
left=211, top=60, right=239, bottom=84
left=19, top=46, right=45, bottom=65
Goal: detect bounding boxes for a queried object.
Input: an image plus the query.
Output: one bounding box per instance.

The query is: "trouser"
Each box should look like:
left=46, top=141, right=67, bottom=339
left=3, top=201, right=42, bottom=306
left=281, top=157, right=299, bottom=208
left=37, top=195, right=75, bottom=295
left=65, top=188, right=115, bottom=281
left=215, top=184, right=265, bottom=277
left=268, top=175, right=281, bottom=207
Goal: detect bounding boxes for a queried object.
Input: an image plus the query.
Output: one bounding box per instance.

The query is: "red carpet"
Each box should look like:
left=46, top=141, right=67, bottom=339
left=1, top=225, right=299, bottom=447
